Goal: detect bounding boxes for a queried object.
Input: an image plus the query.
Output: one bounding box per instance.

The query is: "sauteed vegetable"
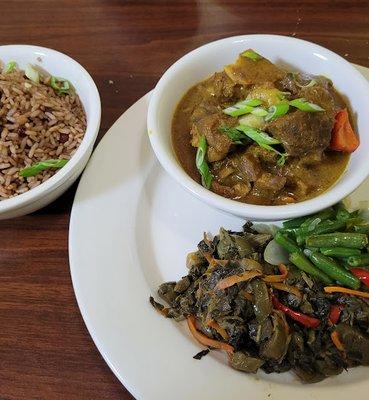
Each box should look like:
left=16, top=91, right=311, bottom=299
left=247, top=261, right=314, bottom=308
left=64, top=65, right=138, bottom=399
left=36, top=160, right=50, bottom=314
left=172, top=50, right=359, bottom=205
left=150, top=204, right=369, bottom=382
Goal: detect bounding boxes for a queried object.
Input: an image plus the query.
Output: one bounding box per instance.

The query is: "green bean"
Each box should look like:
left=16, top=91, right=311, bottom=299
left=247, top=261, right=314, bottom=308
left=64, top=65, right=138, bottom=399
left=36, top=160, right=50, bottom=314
left=353, top=224, right=369, bottom=234
left=320, top=247, right=362, bottom=258
left=340, top=258, right=352, bottom=270
left=279, top=228, right=299, bottom=236
left=296, top=235, right=306, bottom=246
left=334, top=202, right=351, bottom=221
left=282, top=207, right=334, bottom=229
left=306, top=233, right=368, bottom=249
left=289, top=252, right=333, bottom=285
left=283, top=216, right=313, bottom=229
left=347, top=254, right=369, bottom=267
left=304, top=249, right=360, bottom=289
left=298, top=220, right=346, bottom=237
left=274, top=232, right=300, bottom=253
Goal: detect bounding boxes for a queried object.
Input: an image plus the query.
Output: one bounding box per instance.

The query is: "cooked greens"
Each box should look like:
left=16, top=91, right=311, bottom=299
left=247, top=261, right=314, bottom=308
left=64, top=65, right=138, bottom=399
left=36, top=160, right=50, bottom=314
left=150, top=204, right=369, bottom=383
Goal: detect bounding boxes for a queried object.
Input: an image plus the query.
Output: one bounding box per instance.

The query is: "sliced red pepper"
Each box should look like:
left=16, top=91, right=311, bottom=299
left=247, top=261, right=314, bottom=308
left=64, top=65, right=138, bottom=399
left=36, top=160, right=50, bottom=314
left=272, top=295, right=320, bottom=328
left=351, top=268, right=369, bottom=287
left=329, top=305, right=343, bottom=325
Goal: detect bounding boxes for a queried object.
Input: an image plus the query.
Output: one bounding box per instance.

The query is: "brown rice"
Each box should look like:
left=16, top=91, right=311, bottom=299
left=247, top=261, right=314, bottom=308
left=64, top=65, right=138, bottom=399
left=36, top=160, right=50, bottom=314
left=0, top=66, right=86, bottom=199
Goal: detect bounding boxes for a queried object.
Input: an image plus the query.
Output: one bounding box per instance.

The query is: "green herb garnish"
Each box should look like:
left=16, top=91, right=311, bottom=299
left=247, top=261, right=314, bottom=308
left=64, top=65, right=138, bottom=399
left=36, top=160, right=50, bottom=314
left=289, top=98, right=324, bottom=112
left=50, top=76, right=72, bottom=95
left=241, top=49, right=262, bottom=61
left=19, top=159, right=68, bottom=177
left=196, top=136, right=213, bottom=189
left=251, top=107, right=268, bottom=117
left=223, top=98, right=262, bottom=117
left=4, top=61, right=16, bottom=74
left=25, top=64, right=40, bottom=84
left=265, top=103, right=290, bottom=122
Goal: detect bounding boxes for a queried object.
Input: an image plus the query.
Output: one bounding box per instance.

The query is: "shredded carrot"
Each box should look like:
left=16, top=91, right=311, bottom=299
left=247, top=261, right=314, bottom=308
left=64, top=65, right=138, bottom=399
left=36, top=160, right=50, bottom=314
left=263, top=264, right=288, bottom=283
left=203, top=252, right=228, bottom=268
left=270, top=282, right=302, bottom=299
left=244, top=292, right=254, bottom=302
left=279, top=264, right=288, bottom=276
left=324, top=286, right=369, bottom=299
left=203, top=252, right=217, bottom=267
left=330, top=108, right=360, bottom=153
left=207, top=319, right=229, bottom=341
left=216, top=270, right=262, bottom=290
left=187, top=316, right=234, bottom=353
left=331, top=331, right=345, bottom=352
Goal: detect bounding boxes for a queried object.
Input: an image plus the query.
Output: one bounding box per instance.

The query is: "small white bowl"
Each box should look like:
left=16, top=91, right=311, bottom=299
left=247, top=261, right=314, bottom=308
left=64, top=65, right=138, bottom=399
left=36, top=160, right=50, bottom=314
left=147, top=35, right=369, bottom=221
left=0, top=45, right=101, bottom=219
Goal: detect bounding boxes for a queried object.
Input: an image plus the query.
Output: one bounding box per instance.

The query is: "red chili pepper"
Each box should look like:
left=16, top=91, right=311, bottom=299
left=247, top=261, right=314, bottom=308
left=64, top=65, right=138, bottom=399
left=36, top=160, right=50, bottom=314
left=351, top=268, right=369, bottom=287
left=329, top=305, right=343, bottom=325
left=272, top=295, right=320, bottom=328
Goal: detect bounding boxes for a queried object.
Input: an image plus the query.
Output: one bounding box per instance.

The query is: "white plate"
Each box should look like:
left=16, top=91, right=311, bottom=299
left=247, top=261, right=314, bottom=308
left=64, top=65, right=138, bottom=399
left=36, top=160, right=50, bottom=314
left=69, top=64, right=369, bottom=400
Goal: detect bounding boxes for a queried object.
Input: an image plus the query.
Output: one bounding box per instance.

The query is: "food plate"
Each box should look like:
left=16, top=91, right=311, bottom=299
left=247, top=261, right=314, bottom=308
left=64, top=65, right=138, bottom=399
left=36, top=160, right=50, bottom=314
left=69, top=64, right=369, bottom=400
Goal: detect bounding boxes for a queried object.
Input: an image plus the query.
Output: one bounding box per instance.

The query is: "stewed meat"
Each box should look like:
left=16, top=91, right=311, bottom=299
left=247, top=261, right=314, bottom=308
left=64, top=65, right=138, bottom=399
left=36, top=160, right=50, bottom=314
left=266, top=110, right=334, bottom=156
left=172, top=48, right=355, bottom=205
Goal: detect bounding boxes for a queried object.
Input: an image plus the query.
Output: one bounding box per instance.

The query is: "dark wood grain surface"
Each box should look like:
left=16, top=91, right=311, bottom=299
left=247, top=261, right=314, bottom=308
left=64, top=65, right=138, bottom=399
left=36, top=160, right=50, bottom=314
left=0, top=1, right=369, bottom=399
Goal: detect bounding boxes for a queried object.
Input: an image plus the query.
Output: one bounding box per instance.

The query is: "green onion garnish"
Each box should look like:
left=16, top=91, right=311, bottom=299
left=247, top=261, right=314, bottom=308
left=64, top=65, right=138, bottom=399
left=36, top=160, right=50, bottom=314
left=265, top=103, right=290, bottom=122
left=50, top=76, right=72, bottom=95
left=4, top=61, right=16, bottom=74
left=237, top=99, right=262, bottom=107
left=219, top=126, right=250, bottom=144
left=236, top=124, right=281, bottom=146
left=223, top=105, right=254, bottom=117
left=241, top=49, right=262, bottom=61
left=25, top=64, right=40, bottom=84
left=289, top=98, right=324, bottom=112
left=19, top=159, right=68, bottom=177
left=277, top=153, right=288, bottom=166
left=223, top=98, right=262, bottom=117
left=220, top=124, right=288, bottom=166
left=196, top=136, right=213, bottom=189
left=251, top=107, right=268, bottom=117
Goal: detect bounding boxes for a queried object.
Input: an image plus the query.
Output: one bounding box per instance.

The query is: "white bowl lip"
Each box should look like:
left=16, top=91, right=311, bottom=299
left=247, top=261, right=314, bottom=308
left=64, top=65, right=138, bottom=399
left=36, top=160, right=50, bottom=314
left=0, top=44, right=101, bottom=213
left=148, top=34, right=369, bottom=221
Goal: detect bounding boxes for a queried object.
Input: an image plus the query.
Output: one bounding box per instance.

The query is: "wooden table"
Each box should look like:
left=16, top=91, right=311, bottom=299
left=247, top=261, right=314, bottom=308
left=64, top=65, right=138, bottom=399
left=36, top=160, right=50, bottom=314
left=1, top=1, right=368, bottom=398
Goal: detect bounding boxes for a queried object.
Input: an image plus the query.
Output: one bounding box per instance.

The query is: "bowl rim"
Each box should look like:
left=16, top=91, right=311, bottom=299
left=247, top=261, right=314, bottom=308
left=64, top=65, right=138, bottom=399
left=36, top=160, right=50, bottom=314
left=0, top=44, right=101, bottom=212
left=147, top=34, right=369, bottom=220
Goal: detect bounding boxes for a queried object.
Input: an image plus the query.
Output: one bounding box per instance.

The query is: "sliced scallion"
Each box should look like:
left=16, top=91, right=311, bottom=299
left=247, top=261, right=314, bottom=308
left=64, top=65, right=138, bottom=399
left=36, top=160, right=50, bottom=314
left=196, top=136, right=213, bottom=189
left=219, top=126, right=250, bottom=144
left=19, top=159, right=68, bottom=177
left=236, top=99, right=262, bottom=107
left=289, top=98, right=324, bottom=112
left=219, top=125, right=288, bottom=167
left=265, top=103, right=290, bottom=122
left=223, top=98, right=262, bottom=117
left=25, top=64, right=40, bottom=84
left=241, top=49, right=262, bottom=61
left=236, top=124, right=281, bottom=146
left=4, top=61, right=16, bottom=74
left=251, top=107, right=268, bottom=117
left=50, top=76, right=72, bottom=95
left=223, top=105, right=254, bottom=117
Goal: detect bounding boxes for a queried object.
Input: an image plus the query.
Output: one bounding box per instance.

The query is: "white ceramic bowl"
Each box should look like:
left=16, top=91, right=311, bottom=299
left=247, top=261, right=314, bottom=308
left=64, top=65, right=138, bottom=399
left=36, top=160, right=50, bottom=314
left=0, top=45, right=101, bottom=219
left=147, top=35, right=369, bottom=221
